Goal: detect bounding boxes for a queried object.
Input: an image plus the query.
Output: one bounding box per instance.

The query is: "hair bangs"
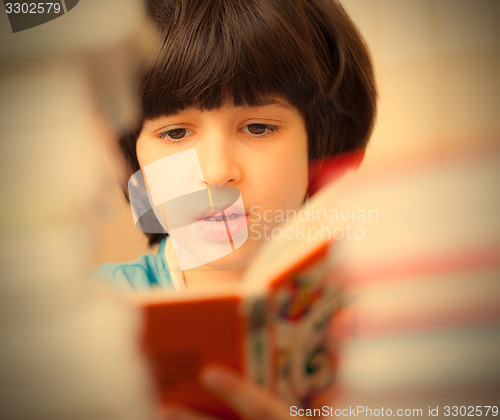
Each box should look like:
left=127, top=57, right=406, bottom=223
left=141, top=0, right=330, bottom=120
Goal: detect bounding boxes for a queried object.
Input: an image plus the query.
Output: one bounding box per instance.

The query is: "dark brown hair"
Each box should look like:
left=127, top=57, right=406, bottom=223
left=121, top=0, right=377, bottom=246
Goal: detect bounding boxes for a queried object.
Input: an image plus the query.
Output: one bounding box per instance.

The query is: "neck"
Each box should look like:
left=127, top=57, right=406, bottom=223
left=182, top=265, right=246, bottom=288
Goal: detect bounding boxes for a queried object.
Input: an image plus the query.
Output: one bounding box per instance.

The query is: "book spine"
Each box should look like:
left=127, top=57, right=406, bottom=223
left=242, top=295, right=271, bottom=390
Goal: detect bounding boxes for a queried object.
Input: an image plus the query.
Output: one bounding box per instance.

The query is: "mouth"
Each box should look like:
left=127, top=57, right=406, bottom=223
left=195, top=204, right=248, bottom=241
left=200, top=213, right=245, bottom=222
left=196, top=203, right=247, bottom=222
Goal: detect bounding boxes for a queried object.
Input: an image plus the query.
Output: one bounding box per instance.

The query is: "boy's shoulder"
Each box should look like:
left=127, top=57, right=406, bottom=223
left=94, top=238, right=175, bottom=292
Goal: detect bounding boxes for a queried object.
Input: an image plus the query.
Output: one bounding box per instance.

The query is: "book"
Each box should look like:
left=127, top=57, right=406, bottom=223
left=125, top=152, right=370, bottom=418
left=130, top=194, right=348, bottom=418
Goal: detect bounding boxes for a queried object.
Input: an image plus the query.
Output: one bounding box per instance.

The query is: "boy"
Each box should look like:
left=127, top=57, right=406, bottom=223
left=98, top=0, right=376, bottom=291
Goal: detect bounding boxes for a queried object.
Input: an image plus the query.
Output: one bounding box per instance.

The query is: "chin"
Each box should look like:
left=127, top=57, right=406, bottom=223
left=203, top=238, right=262, bottom=271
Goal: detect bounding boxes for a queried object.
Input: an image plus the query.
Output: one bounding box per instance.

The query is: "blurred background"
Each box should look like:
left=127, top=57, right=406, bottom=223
left=94, top=0, right=500, bottom=266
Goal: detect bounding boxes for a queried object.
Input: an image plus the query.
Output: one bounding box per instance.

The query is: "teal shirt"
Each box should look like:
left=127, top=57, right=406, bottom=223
left=94, top=238, right=174, bottom=291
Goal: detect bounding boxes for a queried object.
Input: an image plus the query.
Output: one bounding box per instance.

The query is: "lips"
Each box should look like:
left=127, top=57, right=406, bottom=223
left=195, top=204, right=247, bottom=241
left=196, top=202, right=246, bottom=221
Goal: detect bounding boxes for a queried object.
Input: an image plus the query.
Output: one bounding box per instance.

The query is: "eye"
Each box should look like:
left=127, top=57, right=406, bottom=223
left=157, top=128, right=192, bottom=142
left=243, top=124, right=279, bottom=136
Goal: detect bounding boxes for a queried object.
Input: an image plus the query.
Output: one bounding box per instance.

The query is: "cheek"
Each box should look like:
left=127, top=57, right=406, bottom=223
left=136, top=132, right=173, bottom=168
left=278, top=136, right=309, bottom=200
left=136, top=132, right=152, bottom=168
left=254, top=145, right=309, bottom=208
left=283, top=152, right=309, bottom=204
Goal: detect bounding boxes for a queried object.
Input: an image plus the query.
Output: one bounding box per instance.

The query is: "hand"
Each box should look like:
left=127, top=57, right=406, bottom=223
left=159, top=366, right=291, bottom=419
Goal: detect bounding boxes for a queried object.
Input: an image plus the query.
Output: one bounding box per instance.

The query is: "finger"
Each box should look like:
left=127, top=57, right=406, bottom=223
left=200, top=366, right=290, bottom=420
left=310, top=384, right=339, bottom=409
left=159, top=405, right=218, bottom=420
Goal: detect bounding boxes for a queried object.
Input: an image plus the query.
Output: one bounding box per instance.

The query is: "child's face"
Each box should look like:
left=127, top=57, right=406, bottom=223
left=136, top=98, right=309, bottom=269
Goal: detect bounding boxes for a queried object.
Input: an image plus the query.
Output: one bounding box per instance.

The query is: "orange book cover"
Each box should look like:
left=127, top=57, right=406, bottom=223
left=139, top=293, right=246, bottom=418
left=134, top=238, right=340, bottom=418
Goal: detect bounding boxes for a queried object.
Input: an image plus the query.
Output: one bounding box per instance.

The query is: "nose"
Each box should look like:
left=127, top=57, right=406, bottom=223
left=196, top=132, right=241, bottom=187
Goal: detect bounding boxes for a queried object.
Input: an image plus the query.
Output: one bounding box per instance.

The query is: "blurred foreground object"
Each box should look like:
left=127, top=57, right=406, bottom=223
left=325, top=149, right=500, bottom=417
left=0, top=1, right=159, bottom=419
